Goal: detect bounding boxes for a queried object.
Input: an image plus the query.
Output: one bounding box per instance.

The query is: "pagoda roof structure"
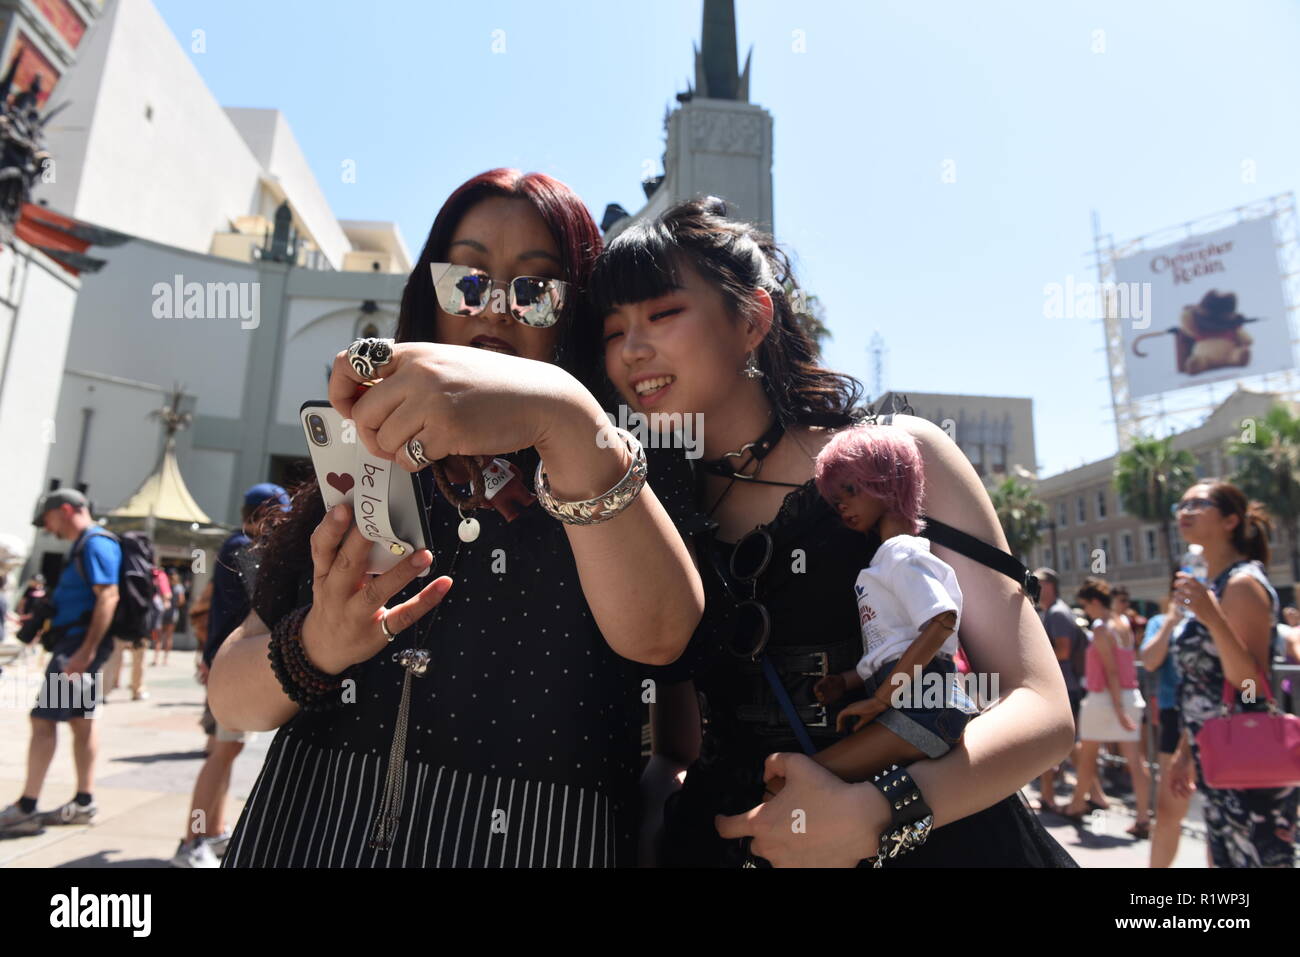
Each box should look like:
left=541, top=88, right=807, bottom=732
left=108, top=439, right=212, bottom=525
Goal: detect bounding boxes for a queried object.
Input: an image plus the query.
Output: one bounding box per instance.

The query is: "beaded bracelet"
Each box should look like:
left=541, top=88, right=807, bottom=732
left=268, top=604, right=349, bottom=711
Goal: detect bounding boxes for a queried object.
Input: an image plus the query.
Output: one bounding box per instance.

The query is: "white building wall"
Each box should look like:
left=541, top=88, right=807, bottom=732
left=185, top=446, right=238, bottom=522
left=0, top=242, right=82, bottom=554
left=62, top=238, right=257, bottom=420
left=275, top=298, right=399, bottom=427
left=225, top=108, right=350, bottom=269
left=45, top=372, right=174, bottom=511
left=37, top=0, right=265, bottom=255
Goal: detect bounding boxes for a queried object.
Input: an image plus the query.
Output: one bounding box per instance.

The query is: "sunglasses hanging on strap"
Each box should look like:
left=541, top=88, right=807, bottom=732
left=764, top=516, right=1041, bottom=755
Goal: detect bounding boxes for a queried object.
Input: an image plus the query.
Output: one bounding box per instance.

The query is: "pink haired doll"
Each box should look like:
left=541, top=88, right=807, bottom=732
left=799, top=423, right=976, bottom=784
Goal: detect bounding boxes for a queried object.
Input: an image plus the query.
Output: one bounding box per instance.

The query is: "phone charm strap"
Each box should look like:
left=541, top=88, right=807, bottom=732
left=368, top=539, right=465, bottom=850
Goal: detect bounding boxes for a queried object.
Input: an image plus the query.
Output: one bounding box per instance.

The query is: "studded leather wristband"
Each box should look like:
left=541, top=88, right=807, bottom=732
left=862, top=763, right=934, bottom=867
left=874, top=763, right=932, bottom=829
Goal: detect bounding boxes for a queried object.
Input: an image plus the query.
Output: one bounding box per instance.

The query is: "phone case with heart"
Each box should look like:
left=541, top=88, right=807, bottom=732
left=299, top=400, right=433, bottom=576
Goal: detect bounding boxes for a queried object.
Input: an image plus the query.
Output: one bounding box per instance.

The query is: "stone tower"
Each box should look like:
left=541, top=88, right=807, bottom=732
left=603, top=0, right=774, bottom=238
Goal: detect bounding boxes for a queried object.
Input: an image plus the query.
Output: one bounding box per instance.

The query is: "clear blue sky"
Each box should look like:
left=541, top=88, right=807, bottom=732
left=154, top=0, right=1300, bottom=477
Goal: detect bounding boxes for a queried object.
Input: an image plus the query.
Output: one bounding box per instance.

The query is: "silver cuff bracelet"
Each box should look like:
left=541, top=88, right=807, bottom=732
left=533, top=428, right=647, bottom=526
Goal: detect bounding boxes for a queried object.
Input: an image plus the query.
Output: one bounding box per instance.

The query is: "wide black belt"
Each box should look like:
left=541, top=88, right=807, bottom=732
left=729, top=638, right=860, bottom=735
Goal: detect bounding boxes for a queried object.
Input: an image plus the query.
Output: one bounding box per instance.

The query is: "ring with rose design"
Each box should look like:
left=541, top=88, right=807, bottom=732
left=347, top=337, right=395, bottom=381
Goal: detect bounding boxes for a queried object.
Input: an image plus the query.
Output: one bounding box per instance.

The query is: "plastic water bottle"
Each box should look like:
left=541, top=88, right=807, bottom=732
left=1180, top=544, right=1207, bottom=620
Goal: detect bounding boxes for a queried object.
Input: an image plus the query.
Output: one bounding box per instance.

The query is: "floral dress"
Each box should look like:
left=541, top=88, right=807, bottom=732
left=1171, top=559, right=1297, bottom=868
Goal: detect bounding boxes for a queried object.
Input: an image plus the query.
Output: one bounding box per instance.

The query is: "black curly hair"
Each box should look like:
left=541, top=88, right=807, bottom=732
left=585, top=196, right=865, bottom=426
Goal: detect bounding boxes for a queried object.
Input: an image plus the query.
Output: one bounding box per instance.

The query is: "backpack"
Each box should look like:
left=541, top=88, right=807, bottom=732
left=72, top=528, right=157, bottom=642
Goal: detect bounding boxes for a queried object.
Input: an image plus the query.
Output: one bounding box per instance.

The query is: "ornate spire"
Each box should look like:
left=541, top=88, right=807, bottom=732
left=693, top=0, right=751, bottom=101
left=0, top=56, right=65, bottom=246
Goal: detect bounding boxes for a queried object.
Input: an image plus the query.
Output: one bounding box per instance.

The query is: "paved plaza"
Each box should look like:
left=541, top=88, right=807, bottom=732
left=0, top=638, right=1208, bottom=868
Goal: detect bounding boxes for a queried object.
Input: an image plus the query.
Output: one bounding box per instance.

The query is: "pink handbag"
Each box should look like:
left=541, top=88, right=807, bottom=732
left=1195, top=668, right=1300, bottom=789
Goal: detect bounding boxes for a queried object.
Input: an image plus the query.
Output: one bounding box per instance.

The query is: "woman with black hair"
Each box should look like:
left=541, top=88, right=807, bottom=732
left=589, top=197, right=1078, bottom=866
left=209, top=169, right=703, bottom=868
left=1168, top=480, right=1296, bottom=867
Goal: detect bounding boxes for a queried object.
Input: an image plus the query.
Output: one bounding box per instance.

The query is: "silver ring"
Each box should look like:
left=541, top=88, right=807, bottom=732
left=347, top=337, right=394, bottom=381
left=380, top=611, right=396, bottom=642
left=406, top=437, right=431, bottom=468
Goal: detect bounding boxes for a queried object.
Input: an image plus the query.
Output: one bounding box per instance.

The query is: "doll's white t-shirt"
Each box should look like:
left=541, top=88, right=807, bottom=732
left=854, top=534, right=963, bottom=681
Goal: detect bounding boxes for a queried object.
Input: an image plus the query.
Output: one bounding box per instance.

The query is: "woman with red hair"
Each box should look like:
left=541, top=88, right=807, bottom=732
left=205, top=170, right=703, bottom=868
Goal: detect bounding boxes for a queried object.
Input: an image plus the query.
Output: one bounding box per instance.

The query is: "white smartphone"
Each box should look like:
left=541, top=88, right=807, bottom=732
left=300, top=400, right=433, bottom=576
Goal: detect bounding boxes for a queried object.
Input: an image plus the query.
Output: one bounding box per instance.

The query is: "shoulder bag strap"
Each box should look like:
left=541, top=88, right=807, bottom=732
left=1212, top=560, right=1279, bottom=707
left=919, top=516, right=1041, bottom=604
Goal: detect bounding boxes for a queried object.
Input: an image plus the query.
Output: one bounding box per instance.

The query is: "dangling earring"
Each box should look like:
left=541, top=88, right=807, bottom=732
left=742, top=351, right=764, bottom=379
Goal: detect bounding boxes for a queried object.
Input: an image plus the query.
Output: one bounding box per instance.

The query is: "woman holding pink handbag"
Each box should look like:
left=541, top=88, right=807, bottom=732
left=1169, top=481, right=1299, bottom=868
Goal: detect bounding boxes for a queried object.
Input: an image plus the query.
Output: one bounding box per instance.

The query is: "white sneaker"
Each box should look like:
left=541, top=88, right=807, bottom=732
left=0, top=802, right=44, bottom=836
left=170, top=838, right=219, bottom=868
left=42, top=799, right=97, bottom=826
left=206, top=831, right=233, bottom=859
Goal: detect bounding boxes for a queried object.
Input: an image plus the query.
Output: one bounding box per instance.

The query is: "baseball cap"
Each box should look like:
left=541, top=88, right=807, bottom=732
left=244, top=482, right=291, bottom=512
left=32, top=488, right=89, bottom=527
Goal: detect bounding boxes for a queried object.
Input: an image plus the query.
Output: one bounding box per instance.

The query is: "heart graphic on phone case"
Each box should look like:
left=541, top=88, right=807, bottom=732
left=326, top=471, right=354, bottom=495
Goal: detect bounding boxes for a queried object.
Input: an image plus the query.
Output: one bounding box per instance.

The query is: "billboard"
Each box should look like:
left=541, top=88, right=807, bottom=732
left=1112, top=217, right=1294, bottom=399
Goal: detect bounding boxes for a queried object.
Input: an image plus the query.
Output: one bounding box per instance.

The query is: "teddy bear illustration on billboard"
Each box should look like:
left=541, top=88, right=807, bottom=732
left=1131, top=290, right=1260, bottom=376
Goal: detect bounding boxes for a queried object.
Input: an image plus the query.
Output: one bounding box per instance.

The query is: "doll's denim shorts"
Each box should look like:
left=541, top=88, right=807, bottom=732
left=858, top=654, right=979, bottom=758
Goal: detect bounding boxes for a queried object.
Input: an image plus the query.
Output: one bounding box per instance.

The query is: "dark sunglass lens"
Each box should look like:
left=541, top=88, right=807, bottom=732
left=730, top=531, right=773, bottom=581
left=511, top=277, right=563, bottom=327
left=728, top=601, right=771, bottom=659
left=432, top=265, right=490, bottom=316
left=455, top=274, right=492, bottom=310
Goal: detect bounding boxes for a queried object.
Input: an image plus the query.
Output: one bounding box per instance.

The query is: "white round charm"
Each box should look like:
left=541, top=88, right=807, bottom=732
left=458, top=516, right=480, bottom=543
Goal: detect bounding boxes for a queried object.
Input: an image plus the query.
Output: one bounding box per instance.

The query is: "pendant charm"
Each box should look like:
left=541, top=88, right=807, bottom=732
left=457, top=514, right=480, bottom=543
left=396, top=648, right=430, bottom=676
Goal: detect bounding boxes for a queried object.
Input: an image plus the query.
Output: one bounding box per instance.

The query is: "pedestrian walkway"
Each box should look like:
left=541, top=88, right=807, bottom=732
left=0, top=643, right=267, bottom=868
left=1, top=639, right=1210, bottom=868
left=1026, top=770, right=1209, bottom=868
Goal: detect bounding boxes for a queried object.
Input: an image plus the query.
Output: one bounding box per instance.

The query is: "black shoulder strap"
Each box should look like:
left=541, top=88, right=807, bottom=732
left=70, top=526, right=111, bottom=586
left=920, top=516, right=1041, bottom=604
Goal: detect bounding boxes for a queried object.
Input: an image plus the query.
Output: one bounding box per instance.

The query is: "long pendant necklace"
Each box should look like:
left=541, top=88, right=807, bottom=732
left=368, top=455, right=489, bottom=850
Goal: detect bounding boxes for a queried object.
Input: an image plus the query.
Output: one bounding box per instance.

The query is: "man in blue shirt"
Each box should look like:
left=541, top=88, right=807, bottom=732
left=0, top=489, right=121, bottom=835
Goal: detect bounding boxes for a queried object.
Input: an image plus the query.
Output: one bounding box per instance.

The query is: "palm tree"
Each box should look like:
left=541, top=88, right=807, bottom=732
left=989, top=477, right=1047, bottom=563
left=1229, top=402, right=1300, bottom=582
left=1114, top=436, right=1198, bottom=575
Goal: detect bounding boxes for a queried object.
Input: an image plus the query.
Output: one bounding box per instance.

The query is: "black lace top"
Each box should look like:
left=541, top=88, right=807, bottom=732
left=656, top=454, right=1078, bottom=868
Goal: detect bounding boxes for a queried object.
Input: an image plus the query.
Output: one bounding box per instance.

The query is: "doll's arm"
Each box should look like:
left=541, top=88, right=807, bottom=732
left=811, top=610, right=957, bottom=783
left=871, top=610, right=958, bottom=710
left=813, top=667, right=864, bottom=705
